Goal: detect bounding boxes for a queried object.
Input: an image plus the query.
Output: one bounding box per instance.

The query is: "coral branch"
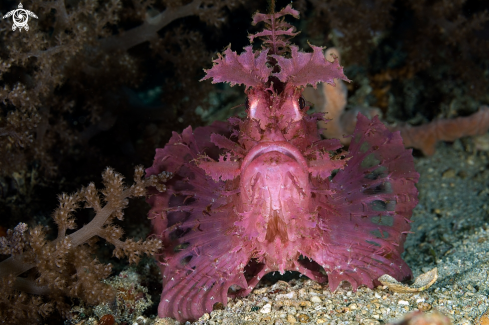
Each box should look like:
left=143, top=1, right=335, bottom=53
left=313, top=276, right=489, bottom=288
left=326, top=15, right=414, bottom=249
left=302, top=48, right=381, bottom=144
left=100, top=0, right=203, bottom=52
left=0, top=166, right=172, bottom=323
left=396, top=106, right=489, bottom=156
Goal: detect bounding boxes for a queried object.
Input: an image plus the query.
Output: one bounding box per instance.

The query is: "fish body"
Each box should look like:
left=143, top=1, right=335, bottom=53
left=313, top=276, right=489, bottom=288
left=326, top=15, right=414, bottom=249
left=146, top=5, right=419, bottom=322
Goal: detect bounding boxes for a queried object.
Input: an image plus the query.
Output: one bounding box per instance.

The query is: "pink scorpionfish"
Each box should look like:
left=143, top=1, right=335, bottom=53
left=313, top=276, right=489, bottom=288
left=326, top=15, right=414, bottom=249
left=146, top=5, right=419, bottom=322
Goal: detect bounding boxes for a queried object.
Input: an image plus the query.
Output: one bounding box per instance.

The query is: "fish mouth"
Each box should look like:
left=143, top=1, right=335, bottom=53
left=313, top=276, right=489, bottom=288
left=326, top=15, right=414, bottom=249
left=241, top=141, right=308, bottom=173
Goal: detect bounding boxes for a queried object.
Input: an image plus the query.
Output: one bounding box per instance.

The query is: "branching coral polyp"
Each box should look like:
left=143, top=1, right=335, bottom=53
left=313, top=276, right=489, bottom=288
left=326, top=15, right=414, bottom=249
left=146, top=5, right=419, bottom=322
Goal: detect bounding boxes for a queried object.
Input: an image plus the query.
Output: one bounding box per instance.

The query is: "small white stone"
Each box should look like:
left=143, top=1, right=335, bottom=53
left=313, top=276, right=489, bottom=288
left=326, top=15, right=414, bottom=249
left=260, top=303, right=272, bottom=313
left=132, top=316, right=147, bottom=325
left=199, top=313, right=210, bottom=321
left=276, top=291, right=296, bottom=300
left=310, top=296, right=322, bottom=303
left=398, top=300, right=409, bottom=305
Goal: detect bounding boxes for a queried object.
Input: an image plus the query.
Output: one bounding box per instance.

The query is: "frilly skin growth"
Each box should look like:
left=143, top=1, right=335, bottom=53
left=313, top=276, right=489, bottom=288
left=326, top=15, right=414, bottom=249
left=146, top=5, right=419, bottom=322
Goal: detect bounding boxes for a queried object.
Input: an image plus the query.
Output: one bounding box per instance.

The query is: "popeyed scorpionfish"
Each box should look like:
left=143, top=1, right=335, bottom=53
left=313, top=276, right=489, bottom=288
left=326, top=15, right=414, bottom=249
left=146, top=5, right=419, bottom=322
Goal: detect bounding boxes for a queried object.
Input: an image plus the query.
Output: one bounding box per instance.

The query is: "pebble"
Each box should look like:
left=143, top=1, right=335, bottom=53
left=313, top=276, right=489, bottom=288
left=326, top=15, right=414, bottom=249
left=287, top=314, right=297, bottom=323
left=154, top=318, right=179, bottom=325
left=442, top=168, right=456, bottom=178
left=417, top=302, right=432, bottom=311
left=299, top=300, right=311, bottom=307
left=260, top=303, right=272, bottom=313
left=199, top=313, right=210, bottom=321
left=310, top=296, right=322, bottom=303
left=276, top=291, right=296, bottom=300
left=363, top=319, right=380, bottom=325
left=297, top=314, right=310, bottom=323
left=479, top=311, right=489, bottom=325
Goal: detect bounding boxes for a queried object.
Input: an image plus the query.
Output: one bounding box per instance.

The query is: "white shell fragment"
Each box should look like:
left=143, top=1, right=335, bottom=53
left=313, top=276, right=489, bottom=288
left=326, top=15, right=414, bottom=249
left=260, top=303, right=272, bottom=313
left=379, top=267, right=438, bottom=293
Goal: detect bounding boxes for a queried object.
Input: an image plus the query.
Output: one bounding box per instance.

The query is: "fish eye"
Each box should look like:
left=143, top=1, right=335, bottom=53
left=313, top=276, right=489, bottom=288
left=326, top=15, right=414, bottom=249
left=299, top=97, right=306, bottom=110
